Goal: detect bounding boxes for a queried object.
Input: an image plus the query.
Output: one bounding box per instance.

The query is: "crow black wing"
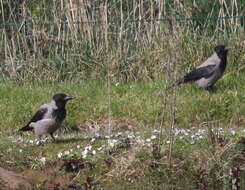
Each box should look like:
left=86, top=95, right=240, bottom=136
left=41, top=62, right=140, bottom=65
left=19, top=108, right=48, bottom=131
left=183, top=64, right=216, bottom=83
left=166, top=64, right=216, bottom=90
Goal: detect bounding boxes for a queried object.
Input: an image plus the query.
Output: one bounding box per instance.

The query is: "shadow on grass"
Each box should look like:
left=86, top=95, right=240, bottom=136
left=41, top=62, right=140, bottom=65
left=54, top=137, right=88, bottom=144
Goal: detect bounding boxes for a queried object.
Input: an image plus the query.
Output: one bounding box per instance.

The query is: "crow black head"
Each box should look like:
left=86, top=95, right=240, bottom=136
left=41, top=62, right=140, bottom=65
left=53, top=93, right=74, bottom=108
left=214, top=45, right=231, bottom=58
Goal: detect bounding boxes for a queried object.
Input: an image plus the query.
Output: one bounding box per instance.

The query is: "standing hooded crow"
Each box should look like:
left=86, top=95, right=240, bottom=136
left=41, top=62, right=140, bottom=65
left=168, top=45, right=231, bottom=89
left=19, top=93, right=74, bottom=141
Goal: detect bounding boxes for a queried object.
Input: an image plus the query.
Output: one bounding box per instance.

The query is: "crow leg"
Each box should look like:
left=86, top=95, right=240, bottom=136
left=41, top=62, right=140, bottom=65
left=50, top=133, right=56, bottom=142
left=204, top=86, right=217, bottom=93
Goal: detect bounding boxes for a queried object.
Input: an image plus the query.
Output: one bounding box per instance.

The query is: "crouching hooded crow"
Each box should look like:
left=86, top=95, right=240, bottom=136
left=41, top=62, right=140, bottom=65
left=167, top=45, right=231, bottom=90
left=19, top=93, right=74, bottom=141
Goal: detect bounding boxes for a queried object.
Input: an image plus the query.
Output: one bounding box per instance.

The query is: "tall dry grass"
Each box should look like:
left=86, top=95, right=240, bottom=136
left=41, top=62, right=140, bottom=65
left=0, top=0, right=244, bottom=82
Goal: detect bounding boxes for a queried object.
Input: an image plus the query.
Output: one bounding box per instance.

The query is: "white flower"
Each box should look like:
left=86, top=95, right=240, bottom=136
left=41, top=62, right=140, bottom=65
left=95, top=133, right=101, bottom=138
left=136, top=138, right=145, bottom=144
left=151, top=135, right=157, bottom=140
left=230, top=130, right=235, bottom=135
left=190, top=140, right=195, bottom=145
left=82, top=149, right=88, bottom=158
left=64, top=150, right=70, bottom=155
left=198, top=135, right=204, bottom=139
left=91, top=138, right=96, bottom=142
left=92, top=150, right=96, bottom=155
left=19, top=149, right=23, bottom=153
left=77, top=145, right=81, bottom=149
left=166, top=140, right=170, bottom=144
left=57, top=152, right=63, bottom=158
left=40, top=157, right=46, bottom=164
left=29, top=140, right=34, bottom=144
left=153, top=129, right=160, bottom=134
left=146, top=138, right=151, bottom=142
left=84, top=149, right=88, bottom=155
left=108, top=139, right=117, bottom=148
left=97, top=147, right=103, bottom=151
left=128, top=135, right=135, bottom=139
left=179, top=136, right=184, bottom=140
left=116, top=132, right=122, bottom=137
left=85, top=146, right=92, bottom=151
left=115, top=82, right=119, bottom=86
left=218, top=127, right=224, bottom=132
left=174, top=129, right=180, bottom=136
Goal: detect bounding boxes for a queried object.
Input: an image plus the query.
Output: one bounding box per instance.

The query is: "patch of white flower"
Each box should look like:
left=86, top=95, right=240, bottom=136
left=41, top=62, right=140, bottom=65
left=82, top=149, right=88, bottom=158
left=14, top=126, right=244, bottom=163
left=108, top=139, right=118, bottom=148
left=81, top=145, right=95, bottom=158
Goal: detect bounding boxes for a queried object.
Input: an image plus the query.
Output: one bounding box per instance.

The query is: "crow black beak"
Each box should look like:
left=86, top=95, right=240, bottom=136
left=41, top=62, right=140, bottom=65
left=65, top=96, right=74, bottom=101
left=225, top=46, right=232, bottom=50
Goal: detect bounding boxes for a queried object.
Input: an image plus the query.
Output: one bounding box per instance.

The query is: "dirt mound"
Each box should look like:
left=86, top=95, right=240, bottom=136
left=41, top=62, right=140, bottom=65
left=0, top=167, right=32, bottom=190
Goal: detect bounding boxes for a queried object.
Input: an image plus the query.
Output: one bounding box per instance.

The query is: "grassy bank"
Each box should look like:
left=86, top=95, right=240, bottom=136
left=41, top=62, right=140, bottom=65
left=0, top=79, right=244, bottom=189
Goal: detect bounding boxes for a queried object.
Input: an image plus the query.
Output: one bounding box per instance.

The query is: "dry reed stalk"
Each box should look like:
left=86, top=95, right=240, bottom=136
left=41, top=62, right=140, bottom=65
left=167, top=37, right=178, bottom=169
left=103, top=0, right=108, bottom=50
left=78, top=0, right=93, bottom=49
left=119, top=0, right=123, bottom=56
left=163, top=10, right=183, bottom=168
left=156, top=0, right=163, bottom=36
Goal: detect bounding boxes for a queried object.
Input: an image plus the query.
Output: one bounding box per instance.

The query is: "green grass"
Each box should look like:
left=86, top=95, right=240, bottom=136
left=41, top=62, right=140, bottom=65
left=0, top=67, right=244, bottom=134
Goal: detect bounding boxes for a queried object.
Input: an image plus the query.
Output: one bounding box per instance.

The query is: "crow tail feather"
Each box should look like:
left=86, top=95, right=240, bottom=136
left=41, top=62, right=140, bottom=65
left=19, top=125, right=33, bottom=132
